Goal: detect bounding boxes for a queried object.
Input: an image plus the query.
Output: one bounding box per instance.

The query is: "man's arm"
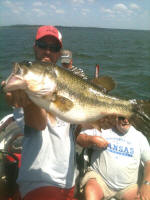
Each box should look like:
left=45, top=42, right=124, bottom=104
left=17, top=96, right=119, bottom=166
left=138, top=161, right=150, bottom=199
left=5, top=90, right=47, bottom=130
left=76, top=132, right=109, bottom=148
left=24, top=103, right=47, bottom=130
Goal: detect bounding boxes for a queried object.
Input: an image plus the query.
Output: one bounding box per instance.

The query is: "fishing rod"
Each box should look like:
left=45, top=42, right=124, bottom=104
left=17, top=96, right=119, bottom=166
left=95, top=64, right=100, bottom=78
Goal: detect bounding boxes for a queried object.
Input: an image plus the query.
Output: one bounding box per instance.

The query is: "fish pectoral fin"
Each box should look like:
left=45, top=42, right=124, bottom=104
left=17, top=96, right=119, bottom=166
left=53, top=95, right=73, bottom=112
left=91, top=76, right=116, bottom=93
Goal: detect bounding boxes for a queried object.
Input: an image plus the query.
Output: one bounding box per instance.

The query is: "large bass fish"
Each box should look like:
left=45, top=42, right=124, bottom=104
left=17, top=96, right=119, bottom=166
left=3, top=61, right=150, bottom=137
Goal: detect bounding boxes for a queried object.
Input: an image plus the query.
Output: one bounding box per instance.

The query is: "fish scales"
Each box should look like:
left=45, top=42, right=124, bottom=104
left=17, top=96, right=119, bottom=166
left=55, top=66, right=134, bottom=117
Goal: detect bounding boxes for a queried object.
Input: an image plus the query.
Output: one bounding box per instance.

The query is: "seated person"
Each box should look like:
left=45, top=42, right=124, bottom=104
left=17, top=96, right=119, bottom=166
left=76, top=116, right=150, bottom=200
left=60, top=49, right=88, bottom=80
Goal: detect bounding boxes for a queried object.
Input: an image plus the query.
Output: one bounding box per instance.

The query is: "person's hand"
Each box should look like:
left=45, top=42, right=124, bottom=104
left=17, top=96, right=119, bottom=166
left=1, top=80, right=33, bottom=108
left=137, top=184, right=150, bottom=200
left=91, top=136, right=109, bottom=148
left=5, top=90, right=32, bottom=108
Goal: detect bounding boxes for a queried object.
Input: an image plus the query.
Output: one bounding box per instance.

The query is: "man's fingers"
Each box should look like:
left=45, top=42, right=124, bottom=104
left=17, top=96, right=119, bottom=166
left=5, top=90, right=32, bottom=107
left=5, top=92, right=14, bottom=105
left=94, top=136, right=109, bottom=148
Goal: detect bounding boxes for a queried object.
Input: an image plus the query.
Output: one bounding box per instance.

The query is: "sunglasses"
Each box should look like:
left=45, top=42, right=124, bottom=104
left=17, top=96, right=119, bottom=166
left=118, top=116, right=125, bottom=121
left=35, top=41, right=61, bottom=52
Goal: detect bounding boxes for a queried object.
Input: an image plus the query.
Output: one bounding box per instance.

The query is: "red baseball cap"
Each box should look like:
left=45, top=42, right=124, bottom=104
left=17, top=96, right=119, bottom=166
left=35, top=25, right=62, bottom=47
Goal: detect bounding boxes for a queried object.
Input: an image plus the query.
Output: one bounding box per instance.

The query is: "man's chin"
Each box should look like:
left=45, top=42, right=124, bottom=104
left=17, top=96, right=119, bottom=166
left=116, top=124, right=130, bottom=134
left=120, top=126, right=130, bottom=134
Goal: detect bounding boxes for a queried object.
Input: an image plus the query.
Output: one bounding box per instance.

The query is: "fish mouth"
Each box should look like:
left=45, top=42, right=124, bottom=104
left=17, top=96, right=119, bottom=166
left=4, top=75, right=27, bottom=92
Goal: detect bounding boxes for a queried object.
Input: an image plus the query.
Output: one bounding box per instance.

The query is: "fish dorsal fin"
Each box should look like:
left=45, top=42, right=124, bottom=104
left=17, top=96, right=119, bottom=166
left=53, top=95, right=74, bottom=112
left=91, top=76, right=116, bottom=93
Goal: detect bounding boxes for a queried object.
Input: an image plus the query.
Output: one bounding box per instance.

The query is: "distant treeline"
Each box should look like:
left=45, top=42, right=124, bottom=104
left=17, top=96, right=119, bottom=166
left=0, top=24, right=103, bottom=30
left=0, top=24, right=149, bottom=32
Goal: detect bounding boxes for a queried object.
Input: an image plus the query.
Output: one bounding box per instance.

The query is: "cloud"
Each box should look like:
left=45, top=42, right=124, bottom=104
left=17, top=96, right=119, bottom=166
left=48, top=4, right=64, bottom=14
left=50, top=5, right=57, bottom=10
left=12, top=7, right=24, bottom=14
left=32, top=8, right=46, bottom=16
left=101, top=3, right=140, bottom=17
left=81, top=8, right=90, bottom=15
left=55, top=9, right=65, bottom=14
left=101, top=8, right=114, bottom=14
left=32, top=2, right=43, bottom=7
left=3, top=0, right=13, bottom=8
left=71, top=0, right=94, bottom=4
left=87, top=0, right=95, bottom=3
left=129, top=3, right=140, bottom=10
left=2, top=0, right=24, bottom=14
left=114, top=3, right=128, bottom=11
left=72, top=0, right=84, bottom=4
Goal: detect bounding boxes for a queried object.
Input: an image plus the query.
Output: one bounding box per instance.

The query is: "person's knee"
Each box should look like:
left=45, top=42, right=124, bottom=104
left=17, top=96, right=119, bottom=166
left=85, top=179, right=104, bottom=200
left=118, top=185, right=138, bottom=200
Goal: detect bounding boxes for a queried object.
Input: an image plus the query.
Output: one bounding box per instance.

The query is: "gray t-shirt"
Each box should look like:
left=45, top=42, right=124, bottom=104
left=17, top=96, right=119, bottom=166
left=17, top=118, right=76, bottom=197
left=80, top=126, right=150, bottom=190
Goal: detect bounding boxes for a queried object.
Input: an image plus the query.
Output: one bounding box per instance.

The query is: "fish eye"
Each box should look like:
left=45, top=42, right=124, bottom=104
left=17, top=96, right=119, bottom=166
left=22, top=60, right=32, bottom=67
left=26, top=61, right=32, bottom=67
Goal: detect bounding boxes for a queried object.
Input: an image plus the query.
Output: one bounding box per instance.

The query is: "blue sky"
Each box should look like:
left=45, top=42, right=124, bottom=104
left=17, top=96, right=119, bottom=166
left=0, top=0, right=150, bottom=30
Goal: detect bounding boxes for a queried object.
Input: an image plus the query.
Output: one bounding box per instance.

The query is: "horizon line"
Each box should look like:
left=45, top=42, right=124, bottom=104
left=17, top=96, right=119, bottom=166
left=0, top=24, right=150, bottom=31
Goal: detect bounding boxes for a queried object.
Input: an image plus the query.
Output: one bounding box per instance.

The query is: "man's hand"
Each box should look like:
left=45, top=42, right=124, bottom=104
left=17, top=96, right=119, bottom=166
left=137, top=184, right=150, bottom=200
left=1, top=80, right=31, bottom=108
left=1, top=80, right=47, bottom=130
left=91, top=136, right=109, bottom=148
left=76, top=134, right=109, bottom=149
left=137, top=161, right=150, bottom=199
left=1, top=80, right=32, bottom=108
left=5, top=90, right=32, bottom=108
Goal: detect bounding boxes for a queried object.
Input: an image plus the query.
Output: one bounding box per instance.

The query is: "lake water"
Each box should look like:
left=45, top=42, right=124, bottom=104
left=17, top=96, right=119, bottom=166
left=0, top=25, right=150, bottom=119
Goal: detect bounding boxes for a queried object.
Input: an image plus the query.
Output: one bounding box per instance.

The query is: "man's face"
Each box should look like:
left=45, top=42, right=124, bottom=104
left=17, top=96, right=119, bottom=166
left=115, top=117, right=131, bottom=134
left=33, top=36, right=61, bottom=64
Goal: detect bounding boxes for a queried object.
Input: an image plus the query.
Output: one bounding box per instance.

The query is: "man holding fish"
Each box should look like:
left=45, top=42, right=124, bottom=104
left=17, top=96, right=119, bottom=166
left=3, top=26, right=79, bottom=200
left=3, top=24, right=150, bottom=200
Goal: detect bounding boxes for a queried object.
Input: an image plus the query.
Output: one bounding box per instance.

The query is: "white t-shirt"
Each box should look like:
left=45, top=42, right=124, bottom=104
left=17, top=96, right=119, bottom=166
left=80, top=126, right=150, bottom=190
left=17, top=118, right=76, bottom=197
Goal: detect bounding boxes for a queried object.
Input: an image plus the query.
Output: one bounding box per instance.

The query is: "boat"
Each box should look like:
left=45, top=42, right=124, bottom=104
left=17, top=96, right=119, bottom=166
left=0, top=114, right=22, bottom=199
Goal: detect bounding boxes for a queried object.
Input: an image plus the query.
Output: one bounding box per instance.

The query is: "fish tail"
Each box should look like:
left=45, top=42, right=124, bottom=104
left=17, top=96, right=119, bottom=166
left=130, top=100, right=150, bottom=138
